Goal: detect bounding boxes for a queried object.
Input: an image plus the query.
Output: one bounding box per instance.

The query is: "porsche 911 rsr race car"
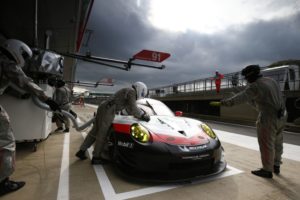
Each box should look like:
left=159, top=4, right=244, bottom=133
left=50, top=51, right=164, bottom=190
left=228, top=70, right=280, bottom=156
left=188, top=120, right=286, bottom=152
left=108, top=98, right=226, bottom=182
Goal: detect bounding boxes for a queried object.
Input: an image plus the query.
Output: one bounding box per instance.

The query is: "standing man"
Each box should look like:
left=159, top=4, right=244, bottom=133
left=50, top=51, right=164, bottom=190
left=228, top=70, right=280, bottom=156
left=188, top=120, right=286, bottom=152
left=0, top=39, right=60, bottom=195
left=75, top=81, right=150, bottom=164
left=221, top=65, right=287, bottom=178
left=53, top=79, right=71, bottom=133
left=214, top=71, right=224, bottom=93
left=231, top=72, right=239, bottom=87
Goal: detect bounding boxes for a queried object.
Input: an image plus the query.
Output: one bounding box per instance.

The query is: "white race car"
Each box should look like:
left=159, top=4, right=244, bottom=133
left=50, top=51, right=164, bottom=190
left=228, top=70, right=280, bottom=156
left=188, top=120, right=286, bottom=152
left=108, top=98, right=226, bottom=182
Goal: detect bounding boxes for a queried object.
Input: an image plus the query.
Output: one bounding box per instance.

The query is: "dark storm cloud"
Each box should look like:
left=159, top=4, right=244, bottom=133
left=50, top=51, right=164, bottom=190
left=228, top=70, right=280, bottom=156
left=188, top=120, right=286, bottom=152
left=83, top=0, right=152, bottom=58
left=76, top=0, right=300, bottom=91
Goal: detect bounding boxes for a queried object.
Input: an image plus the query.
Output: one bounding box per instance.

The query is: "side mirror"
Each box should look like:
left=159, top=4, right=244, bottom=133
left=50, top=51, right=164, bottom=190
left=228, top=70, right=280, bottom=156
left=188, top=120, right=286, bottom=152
left=175, top=111, right=183, bottom=117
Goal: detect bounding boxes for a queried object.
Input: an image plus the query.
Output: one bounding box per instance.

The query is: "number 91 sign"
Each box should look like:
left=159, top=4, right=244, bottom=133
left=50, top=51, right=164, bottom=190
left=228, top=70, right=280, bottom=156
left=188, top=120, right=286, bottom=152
left=133, top=50, right=170, bottom=63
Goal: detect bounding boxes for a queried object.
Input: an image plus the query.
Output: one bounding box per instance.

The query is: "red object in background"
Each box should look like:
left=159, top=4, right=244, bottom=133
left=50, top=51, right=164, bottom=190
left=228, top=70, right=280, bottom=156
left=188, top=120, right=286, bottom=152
left=175, top=111, right=183, bottom=117
left=76, top=0, right=94, bottom=52
left=133, top=50, right=170, bottom=62
left=214, top=72, right=224, bottom=93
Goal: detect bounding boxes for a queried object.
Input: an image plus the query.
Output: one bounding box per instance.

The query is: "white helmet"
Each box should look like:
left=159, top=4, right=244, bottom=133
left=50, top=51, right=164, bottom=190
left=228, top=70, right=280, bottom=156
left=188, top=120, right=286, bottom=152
left=132, top=81, right=148, bottom=100
left=1, top=39, right=32, bottom=67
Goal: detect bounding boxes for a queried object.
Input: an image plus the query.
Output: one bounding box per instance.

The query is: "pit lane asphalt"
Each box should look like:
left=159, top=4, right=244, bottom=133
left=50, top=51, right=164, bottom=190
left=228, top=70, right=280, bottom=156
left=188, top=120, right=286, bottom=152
left=2, top=104, right=299, bottom=200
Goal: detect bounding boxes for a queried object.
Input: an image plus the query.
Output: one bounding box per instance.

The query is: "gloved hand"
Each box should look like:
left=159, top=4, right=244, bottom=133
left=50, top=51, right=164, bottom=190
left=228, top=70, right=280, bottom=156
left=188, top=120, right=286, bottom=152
left=45, top=99, right=61, bottom=111
left=209, top=101, right=221, bottom=107
left=140, top=112, right=150, bottom=122
left=20, top=93, right=31, bottom=99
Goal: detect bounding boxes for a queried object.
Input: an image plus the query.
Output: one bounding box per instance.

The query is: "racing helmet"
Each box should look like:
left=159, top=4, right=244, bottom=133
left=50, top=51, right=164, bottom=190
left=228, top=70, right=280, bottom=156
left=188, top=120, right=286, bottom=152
left=132, top=81, right=148, bottom=100
left=56, top=79, right=66, bottom=88
left=0, top=39, right=32, bottom=67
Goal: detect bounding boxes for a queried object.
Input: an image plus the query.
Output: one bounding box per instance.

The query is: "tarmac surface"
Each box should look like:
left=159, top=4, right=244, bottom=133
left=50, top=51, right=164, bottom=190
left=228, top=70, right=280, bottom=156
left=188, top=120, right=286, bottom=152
left=2, top=104, right=300, bottom=200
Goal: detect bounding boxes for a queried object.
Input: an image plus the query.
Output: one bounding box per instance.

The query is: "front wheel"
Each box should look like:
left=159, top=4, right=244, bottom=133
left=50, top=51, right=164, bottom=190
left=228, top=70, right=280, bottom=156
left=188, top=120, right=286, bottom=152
left=107, top=127, right=119, bottom=164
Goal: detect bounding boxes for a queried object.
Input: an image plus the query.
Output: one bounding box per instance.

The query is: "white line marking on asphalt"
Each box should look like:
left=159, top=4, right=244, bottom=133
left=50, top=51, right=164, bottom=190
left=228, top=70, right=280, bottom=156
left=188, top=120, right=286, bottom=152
left=57, top=132, right=70, bottom=200
left=207, top=120, right=298, bottom=135
left=214, top=129, right=300, bottom=162
left=86, top=140, right=116, bottom=199
left=81, top=131, right=242, bottom=200
left=112, top=166, right=242, bottom=200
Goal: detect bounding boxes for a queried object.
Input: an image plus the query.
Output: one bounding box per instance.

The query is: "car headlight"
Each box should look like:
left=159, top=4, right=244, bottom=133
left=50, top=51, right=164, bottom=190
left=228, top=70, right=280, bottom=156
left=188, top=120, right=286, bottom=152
left=130, top=123, right=150, bottom=143
left=201, top=123, right=216, bottom=139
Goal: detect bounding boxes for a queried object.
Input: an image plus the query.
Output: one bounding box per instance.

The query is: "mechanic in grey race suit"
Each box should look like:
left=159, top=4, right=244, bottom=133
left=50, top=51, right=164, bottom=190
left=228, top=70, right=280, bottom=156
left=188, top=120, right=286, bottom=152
left=221, top=65, right=287, bottom=178
left=0, top=39, right=60, bottom=195
left=75, top=81, right=150, bottom=164
left=53, top=79, right=71, bottom=133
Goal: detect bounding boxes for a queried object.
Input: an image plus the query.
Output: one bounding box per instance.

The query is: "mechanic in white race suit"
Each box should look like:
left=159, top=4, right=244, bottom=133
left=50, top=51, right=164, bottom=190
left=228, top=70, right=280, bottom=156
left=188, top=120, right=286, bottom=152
left=0, top=39, right=60, bottom=195
left=76, top=82, right=150, bottom=164
left=53, top=79, right=71, bottom=133
left=221, top=65, right=287, bottom=178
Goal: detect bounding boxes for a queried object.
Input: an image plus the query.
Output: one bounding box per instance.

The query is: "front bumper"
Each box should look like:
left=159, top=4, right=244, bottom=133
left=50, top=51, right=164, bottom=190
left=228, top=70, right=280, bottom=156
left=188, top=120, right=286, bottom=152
left=112, top=137, right=227, bottom=183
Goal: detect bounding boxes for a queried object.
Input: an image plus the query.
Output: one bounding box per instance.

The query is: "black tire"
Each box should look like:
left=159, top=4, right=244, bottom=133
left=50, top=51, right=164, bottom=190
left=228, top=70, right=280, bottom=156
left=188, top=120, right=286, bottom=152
left=107, top=127, right=118, bottom=163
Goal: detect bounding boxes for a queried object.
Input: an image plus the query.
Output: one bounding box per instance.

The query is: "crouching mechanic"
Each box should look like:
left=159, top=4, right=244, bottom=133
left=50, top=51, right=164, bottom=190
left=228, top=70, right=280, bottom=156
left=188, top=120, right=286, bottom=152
left=220, top=65, right=287, bottom=178
left=0, top=39, right=60, bottom=195
left=76, top=81, right=150, bottom=164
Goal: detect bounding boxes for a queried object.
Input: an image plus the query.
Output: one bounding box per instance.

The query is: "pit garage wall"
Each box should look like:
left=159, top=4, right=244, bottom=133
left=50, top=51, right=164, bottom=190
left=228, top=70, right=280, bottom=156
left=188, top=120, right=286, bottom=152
left=157, top=89, right=300, bottom=126
left=220, top=104, right=258, bottom=124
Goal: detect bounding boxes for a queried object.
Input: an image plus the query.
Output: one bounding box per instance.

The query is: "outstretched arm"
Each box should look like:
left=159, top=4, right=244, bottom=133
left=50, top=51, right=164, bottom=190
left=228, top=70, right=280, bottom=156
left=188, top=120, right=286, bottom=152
left=3, top=61, right=48, bottom=101
left=221, top=83, right=258, bottom=106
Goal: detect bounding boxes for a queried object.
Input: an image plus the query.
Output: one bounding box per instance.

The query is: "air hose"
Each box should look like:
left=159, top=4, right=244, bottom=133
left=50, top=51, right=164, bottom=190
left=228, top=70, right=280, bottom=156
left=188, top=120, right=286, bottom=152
left=32, top=96, right=95, bottom=131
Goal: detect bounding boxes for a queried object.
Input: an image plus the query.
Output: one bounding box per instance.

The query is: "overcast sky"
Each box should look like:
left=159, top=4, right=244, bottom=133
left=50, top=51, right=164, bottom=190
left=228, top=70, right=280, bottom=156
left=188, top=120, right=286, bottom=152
left=75, top=0, right=300, bottom=93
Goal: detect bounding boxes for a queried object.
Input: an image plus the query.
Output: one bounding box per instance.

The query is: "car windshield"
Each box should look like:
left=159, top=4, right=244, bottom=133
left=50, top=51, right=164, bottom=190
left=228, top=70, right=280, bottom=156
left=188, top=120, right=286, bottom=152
left=137, top=99, right=174, bottom=116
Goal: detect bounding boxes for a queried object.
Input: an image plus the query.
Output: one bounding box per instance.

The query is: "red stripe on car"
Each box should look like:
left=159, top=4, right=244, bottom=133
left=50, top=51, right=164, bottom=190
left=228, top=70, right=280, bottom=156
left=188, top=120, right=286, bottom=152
left=113, top=123, right=131, bottom=134
left=151, top=132, right=209, bottom=145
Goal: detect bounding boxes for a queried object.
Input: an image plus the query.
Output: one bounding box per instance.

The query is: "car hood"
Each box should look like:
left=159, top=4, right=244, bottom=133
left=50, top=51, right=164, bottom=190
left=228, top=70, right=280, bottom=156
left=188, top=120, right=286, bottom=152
left=140, top=116, right=210, bottom=145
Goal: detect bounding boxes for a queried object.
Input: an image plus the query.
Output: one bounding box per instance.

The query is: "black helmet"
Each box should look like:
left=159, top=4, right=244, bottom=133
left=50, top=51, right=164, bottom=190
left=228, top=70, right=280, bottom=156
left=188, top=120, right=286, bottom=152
left=241, top=65, right=261, bottom=82
left=56, top=79, right=66, bottom=88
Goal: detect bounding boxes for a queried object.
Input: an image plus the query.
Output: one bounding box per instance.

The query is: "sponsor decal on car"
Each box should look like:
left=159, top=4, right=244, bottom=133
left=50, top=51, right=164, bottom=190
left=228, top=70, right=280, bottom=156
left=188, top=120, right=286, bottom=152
left=188, top=144, right=207, bottom=150
left=117, top=141, right=134, bottom=149
left=179, top=144, right=208, bottom=152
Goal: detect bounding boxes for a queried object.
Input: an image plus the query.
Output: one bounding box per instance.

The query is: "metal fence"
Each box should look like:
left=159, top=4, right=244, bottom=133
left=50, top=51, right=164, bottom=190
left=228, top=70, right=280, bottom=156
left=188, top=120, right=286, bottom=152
left=149, top=66, right=300, bottom=97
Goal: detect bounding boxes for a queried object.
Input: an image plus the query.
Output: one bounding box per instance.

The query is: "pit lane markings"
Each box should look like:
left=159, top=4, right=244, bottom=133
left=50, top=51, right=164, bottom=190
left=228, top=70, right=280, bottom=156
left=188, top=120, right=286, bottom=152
left=57, top=132, right=70, bottom=200
left=214, top=129, right=300, bottom=162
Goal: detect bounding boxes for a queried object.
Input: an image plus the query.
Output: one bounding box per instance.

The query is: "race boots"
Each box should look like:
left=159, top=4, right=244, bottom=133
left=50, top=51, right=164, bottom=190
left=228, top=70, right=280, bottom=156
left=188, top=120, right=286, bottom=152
left=274, top=165, right=280, bottom=175
left=0, top=178, right=25, bottom=196
left=75, top=150, right=87, bottom=160
left=251, top=169, right=273, bottom=178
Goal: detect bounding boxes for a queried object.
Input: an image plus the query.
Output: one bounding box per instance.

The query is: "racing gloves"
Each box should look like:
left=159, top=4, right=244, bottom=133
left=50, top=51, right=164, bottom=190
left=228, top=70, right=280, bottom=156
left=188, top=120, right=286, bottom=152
left=44, top=99, right=61, bottom=111
left=141, top=112, right=150, bottom=122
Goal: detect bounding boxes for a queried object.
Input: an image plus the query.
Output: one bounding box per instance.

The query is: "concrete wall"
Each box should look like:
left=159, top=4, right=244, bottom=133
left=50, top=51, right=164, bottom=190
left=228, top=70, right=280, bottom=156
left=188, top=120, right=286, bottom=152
left=221, top=103, right=258, bottom=122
